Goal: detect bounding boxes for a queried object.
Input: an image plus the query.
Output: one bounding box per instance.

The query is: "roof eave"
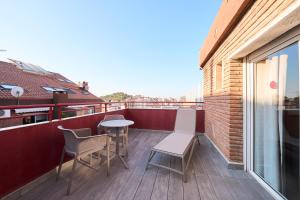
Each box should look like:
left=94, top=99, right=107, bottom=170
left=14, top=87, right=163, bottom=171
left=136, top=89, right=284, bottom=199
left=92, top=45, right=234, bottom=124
left=199, top=0, right=254, bottom=68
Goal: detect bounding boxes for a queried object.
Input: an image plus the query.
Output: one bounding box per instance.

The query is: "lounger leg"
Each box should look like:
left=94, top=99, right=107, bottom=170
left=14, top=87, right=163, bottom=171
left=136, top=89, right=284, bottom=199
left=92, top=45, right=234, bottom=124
left=186, top=138, right=197, bottom=171
left=182, top=156, right=186, bottom=182
left=56, top=148, right=65, bottom=181
left=89, top=154, right=92, bottom=166
left=145, top=151, right=152, bottom=170
left=67, top=156, right=78, bottom=195
left=197, top=135, right=201, bottom=146
left=145, top=150, right=156, bottom=170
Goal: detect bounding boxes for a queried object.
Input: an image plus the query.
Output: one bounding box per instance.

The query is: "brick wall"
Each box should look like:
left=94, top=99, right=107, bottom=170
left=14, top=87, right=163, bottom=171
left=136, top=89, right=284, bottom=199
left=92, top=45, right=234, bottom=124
left=202, top=0, right=295, bottom=163
left=204, top=59, right=243, bottom=163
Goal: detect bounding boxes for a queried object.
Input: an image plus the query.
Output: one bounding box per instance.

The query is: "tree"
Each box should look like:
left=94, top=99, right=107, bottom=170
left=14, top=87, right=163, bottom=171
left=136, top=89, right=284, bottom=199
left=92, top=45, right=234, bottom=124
left=100, top=92, right=132, bottom=102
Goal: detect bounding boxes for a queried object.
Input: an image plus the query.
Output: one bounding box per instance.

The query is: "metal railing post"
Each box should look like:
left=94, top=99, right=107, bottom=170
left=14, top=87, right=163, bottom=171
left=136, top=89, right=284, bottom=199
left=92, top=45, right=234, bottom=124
left=48, top=107, right=53, bottom=121
left=57, top=105, right=62, bottom=120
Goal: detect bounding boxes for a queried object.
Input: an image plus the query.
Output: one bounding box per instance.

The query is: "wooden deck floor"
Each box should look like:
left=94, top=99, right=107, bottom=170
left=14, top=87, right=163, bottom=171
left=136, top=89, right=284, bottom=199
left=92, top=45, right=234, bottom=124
left=17, top=130, right=274, bottom=200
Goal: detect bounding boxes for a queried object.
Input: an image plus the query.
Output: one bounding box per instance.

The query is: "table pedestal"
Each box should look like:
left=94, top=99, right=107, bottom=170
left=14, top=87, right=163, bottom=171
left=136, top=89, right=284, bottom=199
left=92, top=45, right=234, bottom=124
left=115, top=127, right=129, bottom=169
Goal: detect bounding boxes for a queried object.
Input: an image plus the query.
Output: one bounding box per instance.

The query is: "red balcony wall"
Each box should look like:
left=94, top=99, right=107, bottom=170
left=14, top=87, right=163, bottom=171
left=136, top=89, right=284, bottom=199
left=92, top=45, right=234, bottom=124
left=0, top=110, right=125, bottom=198
left=125, top=109, right=177, bottom=131
left=125, top=109, right=205, bottom=133
left=196, top=110, right=205, bottom=133
left=0, top=108, right=204, bottom=198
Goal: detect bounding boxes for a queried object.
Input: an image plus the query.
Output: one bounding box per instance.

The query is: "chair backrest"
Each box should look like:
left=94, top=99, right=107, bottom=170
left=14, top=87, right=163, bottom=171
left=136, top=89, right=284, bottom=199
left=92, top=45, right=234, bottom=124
left=57, top=125, right=78, bottom=153
left=103, top=114, right=125, bottom=121
left=174, top=108, right=196, bottom=135
left=97, top=114, right=126, bottom=134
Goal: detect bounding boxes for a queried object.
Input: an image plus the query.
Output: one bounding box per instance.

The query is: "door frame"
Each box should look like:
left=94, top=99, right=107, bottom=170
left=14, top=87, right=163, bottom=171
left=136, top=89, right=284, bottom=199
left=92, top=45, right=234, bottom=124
left=244, top=27, right=300, bottom=200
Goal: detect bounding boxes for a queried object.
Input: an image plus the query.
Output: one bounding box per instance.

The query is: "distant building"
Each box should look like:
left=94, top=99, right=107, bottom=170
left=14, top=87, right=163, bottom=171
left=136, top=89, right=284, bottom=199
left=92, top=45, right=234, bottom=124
left=124, top=95, right=181, bottom=109
left=184, top=83, right=204, bottom=102
left=0, top=59, right=102, bottom=127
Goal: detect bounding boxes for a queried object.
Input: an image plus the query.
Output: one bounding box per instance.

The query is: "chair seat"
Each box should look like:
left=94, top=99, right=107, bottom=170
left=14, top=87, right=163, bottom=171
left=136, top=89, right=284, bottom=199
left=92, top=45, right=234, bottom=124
left=152, top=132, right=194, bottom=157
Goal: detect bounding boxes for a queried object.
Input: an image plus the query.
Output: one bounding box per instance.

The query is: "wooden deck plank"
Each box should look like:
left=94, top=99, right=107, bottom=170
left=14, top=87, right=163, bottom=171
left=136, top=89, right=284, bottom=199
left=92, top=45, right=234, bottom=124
left=69, top=129, right=146, bottom=200
left=194, top=173, right=218, bottom=200
left=192, top=156, right=218, bottom=200
left=196, top=138, right=222, bottom=177
left=116, top=133, right=165, bottom=200
left=199, top=137, right=232, bottom=178
left=167, top=157, right=183, bottom=200
left=96, top=131, right=159, bottom=200
left=14, top=131, right=275, bottom=200
left=208, top=175, right=237, bottom=200
left=20, top=130, right=144, bottom=200
left=220, top=177, right=255, bottom=200
left=150, top=154, right=170, bottom=200
left=235, top=178, right=269, bottom=200
left=132, top=155, right=160, bottom=200
left=182, top=166, right=201, bottom=200
left=243, top=178, right=275, bottom=200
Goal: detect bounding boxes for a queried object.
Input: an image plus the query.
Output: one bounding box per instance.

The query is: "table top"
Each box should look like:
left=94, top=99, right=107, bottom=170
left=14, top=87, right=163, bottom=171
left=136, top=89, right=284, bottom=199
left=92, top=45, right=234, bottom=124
left=100, top=119, right=134, bottom=128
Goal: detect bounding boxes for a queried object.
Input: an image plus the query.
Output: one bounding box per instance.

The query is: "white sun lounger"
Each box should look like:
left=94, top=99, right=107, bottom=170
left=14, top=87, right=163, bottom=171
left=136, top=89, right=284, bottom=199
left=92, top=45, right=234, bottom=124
left=145, top=108, right=197, bottom=182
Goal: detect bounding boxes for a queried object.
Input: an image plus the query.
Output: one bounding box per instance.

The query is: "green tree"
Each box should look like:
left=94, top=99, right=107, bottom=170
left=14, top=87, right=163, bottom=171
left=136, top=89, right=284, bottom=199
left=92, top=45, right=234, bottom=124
left=100, top=92, right=132, bottom=102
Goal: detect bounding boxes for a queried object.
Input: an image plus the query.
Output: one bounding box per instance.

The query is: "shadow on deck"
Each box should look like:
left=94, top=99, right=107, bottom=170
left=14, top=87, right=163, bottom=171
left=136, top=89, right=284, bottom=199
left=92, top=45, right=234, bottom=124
left=16, top=130, right=274, bottom=200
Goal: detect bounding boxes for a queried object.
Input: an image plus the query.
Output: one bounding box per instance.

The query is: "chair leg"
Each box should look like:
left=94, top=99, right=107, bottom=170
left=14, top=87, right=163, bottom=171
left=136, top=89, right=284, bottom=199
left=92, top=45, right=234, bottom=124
left=107, top=137, right=110, bottom=176
left=122, top=135, right=125, bottom=147
left=67, top=156, right=78, bottom=195
left=56, top=148, right=65, bottom=181
left=125, top=134, right=128, bottom=156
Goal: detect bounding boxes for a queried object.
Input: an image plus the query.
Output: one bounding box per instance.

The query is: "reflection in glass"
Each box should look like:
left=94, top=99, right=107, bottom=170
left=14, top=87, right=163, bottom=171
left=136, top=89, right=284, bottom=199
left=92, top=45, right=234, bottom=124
left=254, top=43, right=299, bottom=200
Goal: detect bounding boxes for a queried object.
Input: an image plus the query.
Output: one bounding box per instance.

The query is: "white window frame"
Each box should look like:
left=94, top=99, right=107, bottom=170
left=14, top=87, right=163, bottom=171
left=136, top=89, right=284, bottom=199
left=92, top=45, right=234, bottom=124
left=42, top=86, right=70, bottom=93
left=214, top=61, right=224, bottom=91
left=42, top=86, right=56, bottom=92
left=245, top=28, right=300, bottom=200
left=0, top=84, right=17, bottom=90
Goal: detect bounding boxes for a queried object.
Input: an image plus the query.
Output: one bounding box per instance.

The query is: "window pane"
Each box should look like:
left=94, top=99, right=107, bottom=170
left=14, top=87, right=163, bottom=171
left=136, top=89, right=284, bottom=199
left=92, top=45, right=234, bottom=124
left=254, top=43, right=299, bottom=200
left=0, top=84, right=16, bottom=90
left=215, top=63, right=223, bottom=90
left=42, top=86, right=55, bottom=92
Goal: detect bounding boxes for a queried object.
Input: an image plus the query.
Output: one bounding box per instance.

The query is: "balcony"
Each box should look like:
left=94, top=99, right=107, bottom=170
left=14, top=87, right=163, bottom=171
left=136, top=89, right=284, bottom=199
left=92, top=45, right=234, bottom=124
left=0, top=102, right=273, bottom=200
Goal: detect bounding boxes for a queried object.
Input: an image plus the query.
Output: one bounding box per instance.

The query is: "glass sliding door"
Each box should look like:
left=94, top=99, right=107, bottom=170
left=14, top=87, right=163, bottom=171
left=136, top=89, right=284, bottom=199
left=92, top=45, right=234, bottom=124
left=253, top=42, right=299, bottom=200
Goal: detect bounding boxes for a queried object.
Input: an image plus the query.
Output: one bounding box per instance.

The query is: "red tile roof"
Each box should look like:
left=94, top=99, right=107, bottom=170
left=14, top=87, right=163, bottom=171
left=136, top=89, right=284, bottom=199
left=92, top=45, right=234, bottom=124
left=0, top=61, right=100, bottom=101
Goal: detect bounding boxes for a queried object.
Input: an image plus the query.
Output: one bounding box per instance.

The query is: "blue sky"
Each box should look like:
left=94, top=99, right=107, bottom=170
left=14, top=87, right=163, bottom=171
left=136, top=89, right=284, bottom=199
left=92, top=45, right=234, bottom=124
left=0, top=0, right=221, bottom=98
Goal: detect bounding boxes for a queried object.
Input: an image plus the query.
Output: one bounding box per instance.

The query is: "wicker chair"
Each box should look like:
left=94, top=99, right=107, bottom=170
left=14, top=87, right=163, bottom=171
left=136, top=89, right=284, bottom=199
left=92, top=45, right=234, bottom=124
left=57, top=126, right=111, bottom=195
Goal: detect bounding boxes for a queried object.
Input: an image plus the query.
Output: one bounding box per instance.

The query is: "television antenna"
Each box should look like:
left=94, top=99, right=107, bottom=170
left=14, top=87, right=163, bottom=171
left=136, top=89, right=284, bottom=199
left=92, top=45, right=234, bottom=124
left=11, top=86, right=24, bottom=105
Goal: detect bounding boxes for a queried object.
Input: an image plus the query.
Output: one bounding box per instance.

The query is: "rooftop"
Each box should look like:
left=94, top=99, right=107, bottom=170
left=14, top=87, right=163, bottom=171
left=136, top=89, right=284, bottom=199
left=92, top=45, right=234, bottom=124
left=0, top=60, right=99, bottom=101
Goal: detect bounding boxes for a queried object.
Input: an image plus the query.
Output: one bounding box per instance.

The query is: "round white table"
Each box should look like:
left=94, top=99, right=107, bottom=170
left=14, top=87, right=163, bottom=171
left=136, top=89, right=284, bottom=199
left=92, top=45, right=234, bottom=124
left=100, top=119, right=134, bottom=169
